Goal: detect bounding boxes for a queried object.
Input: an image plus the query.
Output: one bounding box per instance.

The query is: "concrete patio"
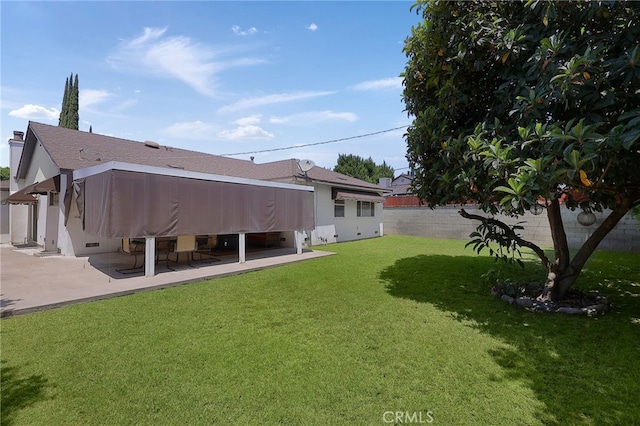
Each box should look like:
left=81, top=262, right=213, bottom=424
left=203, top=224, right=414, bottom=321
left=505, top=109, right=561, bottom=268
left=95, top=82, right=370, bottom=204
left=0, top=244, right=333, bottom=317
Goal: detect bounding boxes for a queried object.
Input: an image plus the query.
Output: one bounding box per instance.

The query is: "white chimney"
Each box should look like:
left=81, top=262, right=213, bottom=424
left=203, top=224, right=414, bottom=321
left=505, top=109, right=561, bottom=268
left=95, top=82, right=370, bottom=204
left=379, top=177, right=392, bottom=188
left=8, top=131, right=25, bottom=190
left=8, top=129, right=29, bottom=245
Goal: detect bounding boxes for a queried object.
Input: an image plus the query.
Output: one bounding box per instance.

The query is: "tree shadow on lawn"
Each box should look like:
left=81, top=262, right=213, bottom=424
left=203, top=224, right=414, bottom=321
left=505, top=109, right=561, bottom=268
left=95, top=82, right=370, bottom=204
left=380, top=254, right=640, bottom=425
left=1, top=360, right=51, bottom=426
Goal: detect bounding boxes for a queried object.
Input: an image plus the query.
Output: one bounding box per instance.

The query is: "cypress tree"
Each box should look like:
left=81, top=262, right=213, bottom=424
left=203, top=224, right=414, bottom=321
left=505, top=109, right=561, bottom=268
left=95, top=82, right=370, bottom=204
left=70, top=74, right=79, bottom=130
left=58, top=76, right=69, bottom=127
left=58, top=73, right=79, bottom=130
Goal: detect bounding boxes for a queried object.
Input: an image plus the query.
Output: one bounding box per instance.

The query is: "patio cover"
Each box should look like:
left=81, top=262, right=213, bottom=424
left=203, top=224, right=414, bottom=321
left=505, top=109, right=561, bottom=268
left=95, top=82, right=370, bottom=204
left=75, top=165, right=315, bottom=238
left=4, top=175, right=60, bottom=204
left=333, top=188, right=385, bottom=203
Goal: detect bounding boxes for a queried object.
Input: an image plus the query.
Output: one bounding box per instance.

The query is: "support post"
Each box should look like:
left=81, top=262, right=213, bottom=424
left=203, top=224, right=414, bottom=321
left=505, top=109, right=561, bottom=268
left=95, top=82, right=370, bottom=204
left=294, top=230, right=303, bottom=255
left=145, top=237, right=156, bottom=277
left=238, top=233, right=246, bottom=263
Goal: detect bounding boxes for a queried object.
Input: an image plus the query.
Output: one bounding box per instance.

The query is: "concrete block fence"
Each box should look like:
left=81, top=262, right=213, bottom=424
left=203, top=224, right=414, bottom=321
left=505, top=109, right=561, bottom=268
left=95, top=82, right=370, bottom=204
left=383, top=204, right=640, bottom=253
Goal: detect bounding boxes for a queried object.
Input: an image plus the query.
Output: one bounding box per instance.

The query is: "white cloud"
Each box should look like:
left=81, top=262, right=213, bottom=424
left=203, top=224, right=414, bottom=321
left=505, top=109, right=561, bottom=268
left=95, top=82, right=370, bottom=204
left=231, top=25, right=258, bottom=36
left=218, top=125, right=274, bottom=140
left=353, top=77, right=403, bottom=91
left=163, top=120, right=217, bottom=139
left=308, top=23, right=318, bottom=31
left=234, top=114, right=262, bottom=126
left=218, top=91, right=336, bottom=113
left=80, top=89, right=111, bottom=108
left=108, top=27, right=265, bottom=97
left=113, top=99, right=139, bottom=112
left=8, top=104, right=59, bottom=121
left=270, top=110, right=358, bottom=125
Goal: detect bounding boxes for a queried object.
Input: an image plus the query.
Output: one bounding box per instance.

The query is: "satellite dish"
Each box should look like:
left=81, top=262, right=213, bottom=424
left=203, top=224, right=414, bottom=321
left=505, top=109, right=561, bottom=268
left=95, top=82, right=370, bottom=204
left=298, top=159, right=315, bottom=172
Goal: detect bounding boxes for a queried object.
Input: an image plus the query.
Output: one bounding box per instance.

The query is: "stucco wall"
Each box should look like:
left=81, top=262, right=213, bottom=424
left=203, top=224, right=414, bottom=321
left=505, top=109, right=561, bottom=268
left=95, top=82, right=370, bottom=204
left=314, top=183, right=383, bottom=243
left=9, top=138, right=30, bottom=245
left=36, top=194, right=47, bottom=247
left=24, top=141, right=58, bottom=186
left=0, top=188, right=9, bottom=243
left=9, top=137, right=59, bottom=247
left=384, top=205, right=640, bottom=253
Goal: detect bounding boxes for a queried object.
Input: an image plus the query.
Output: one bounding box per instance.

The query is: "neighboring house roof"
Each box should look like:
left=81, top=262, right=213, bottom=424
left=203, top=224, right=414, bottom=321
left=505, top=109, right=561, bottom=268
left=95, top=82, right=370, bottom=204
left=17, top=121, right=383, bottom=193
left=0, top=181, right=9, bottom=190
left=389, top=173, right=414, bottom=196
left=393, top=173, right=413, bottom=181
left=390, top=185, right=412, bottom=196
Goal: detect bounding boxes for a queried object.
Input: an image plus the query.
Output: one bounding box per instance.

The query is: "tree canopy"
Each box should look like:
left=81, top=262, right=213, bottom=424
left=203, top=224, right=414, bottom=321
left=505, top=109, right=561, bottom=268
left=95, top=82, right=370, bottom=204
left=0, top=167, right=9, bottom=181
left=58, top=73, right=79, bottom=130
left=333, top=154, right=394, bottom=184
left=402, top=0, right=640, bottom=301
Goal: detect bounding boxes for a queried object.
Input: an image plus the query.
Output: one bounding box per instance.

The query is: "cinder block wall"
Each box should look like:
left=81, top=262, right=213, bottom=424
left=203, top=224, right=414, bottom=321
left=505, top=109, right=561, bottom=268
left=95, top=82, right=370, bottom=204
left=384, top=205, right=640, bottom=253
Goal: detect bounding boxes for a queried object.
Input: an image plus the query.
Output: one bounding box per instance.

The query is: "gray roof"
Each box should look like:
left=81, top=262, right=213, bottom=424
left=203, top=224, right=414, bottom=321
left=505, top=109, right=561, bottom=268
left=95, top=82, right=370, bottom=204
left=19, top=121, right=382, bottom=192
left=253, top=159, right=383, bottom=191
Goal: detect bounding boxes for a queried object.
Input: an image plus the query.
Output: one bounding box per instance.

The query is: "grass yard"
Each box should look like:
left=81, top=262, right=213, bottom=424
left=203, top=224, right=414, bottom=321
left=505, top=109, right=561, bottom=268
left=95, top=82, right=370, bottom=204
left=2, top=235, right=639, bottom=425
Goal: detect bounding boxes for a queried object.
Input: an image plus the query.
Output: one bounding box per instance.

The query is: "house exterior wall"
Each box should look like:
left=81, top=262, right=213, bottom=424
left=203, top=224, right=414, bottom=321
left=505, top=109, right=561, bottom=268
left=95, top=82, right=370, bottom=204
left=36, top=194, right=47, bottom=246
left=279, top=230, right=296, bottom=248
left=0, top=188, right=9, bottom=243
left=9, top=137, right=29, bottom=245
left=312, top=183, right=383, bottom=244
left=384, top=204, right=640, bottom=253
left=24, top=141, right=58, bottom=185
left=25, top=142, right=59, bottom=248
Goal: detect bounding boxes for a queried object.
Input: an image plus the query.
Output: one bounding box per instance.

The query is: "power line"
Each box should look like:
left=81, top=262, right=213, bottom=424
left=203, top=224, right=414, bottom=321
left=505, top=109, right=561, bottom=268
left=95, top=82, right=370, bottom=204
left=220, top=125, right=407, bottom=157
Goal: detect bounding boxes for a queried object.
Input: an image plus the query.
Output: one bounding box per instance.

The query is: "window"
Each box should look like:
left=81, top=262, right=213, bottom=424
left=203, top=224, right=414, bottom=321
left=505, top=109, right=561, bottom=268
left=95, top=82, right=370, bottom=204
left=334, top=199, right=345, bottom=217
left=357, top=201, right=375, bottom=217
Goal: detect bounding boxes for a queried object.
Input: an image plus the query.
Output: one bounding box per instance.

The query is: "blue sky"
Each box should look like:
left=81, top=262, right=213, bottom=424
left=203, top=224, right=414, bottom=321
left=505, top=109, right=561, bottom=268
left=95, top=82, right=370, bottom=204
left=1, top=1, right=421, bottom=173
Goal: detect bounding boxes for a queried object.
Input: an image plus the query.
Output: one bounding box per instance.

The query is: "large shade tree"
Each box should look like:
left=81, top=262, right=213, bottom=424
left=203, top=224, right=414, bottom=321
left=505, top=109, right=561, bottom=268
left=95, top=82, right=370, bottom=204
left=334, top=154, right=395, bottom=184
left=402, top=0, right=640, bottom=301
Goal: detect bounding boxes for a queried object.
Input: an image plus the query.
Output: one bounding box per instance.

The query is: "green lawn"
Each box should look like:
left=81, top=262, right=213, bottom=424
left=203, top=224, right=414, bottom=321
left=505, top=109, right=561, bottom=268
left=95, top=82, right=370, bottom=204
left=2, top=235, right=639, bottom=425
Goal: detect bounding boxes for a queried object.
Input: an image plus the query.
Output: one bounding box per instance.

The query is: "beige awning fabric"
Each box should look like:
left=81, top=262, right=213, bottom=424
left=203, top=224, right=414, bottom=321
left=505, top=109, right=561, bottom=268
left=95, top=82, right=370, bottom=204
left=333, top=188, right=385, bottom=203
left=4, top=175, right=60, bottom=204
left=78, top=169, right=315, bottom=238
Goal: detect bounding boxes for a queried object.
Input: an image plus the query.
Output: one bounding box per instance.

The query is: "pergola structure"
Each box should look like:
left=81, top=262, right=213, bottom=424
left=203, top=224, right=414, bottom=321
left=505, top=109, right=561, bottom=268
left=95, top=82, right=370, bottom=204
left=72, top=162, right=315, bottom=276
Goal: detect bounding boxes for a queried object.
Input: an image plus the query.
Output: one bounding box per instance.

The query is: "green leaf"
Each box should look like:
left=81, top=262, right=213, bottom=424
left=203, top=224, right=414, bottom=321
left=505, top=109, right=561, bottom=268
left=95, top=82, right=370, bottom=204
left=622, top=130, right=640, bottom=150
left=565, top=150, right=581, bottom=169
left=495, top=185, right=517, bottom=195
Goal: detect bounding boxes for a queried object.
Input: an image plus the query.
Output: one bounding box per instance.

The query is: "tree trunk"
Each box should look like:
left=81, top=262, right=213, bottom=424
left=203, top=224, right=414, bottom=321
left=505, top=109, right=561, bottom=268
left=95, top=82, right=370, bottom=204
left=539, top=199, right=632, bottom=302
left=539, top=199, right=570, bottom=301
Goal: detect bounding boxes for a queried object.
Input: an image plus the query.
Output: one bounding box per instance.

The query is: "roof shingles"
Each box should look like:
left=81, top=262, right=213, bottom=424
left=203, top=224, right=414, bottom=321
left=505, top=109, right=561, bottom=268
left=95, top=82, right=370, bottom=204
left=23, top=122, right=383, bottom=192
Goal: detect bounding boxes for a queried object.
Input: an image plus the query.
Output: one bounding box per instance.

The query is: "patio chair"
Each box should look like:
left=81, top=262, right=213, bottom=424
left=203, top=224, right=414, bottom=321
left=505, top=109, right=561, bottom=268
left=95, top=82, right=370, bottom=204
left=168, top=235, right=196, bottom=268
left=192, top=235, right=220, bottom=263
left=116, top=238, right=145, bottom=274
